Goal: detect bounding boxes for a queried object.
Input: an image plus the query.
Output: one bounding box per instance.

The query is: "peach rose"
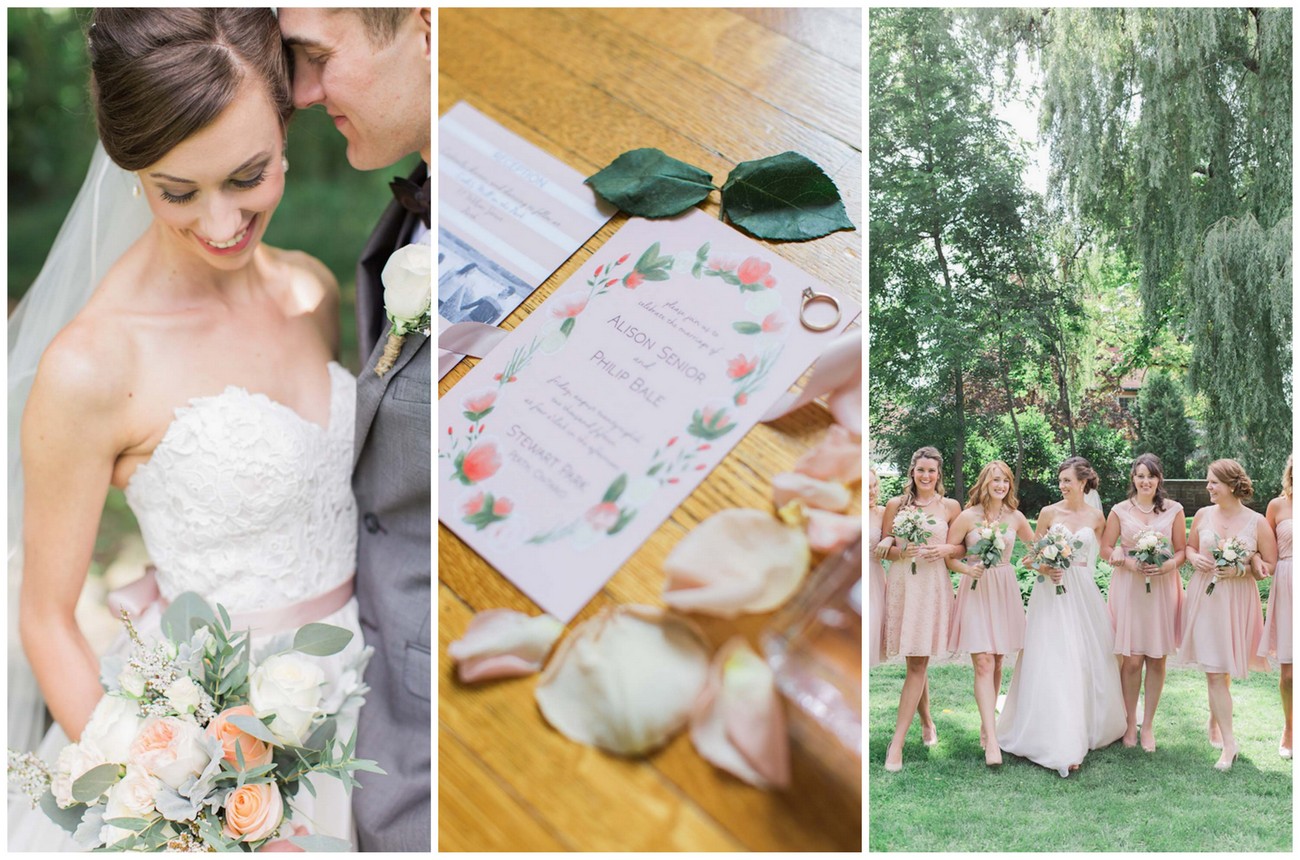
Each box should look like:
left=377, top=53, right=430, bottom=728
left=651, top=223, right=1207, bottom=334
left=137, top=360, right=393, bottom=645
left=207, top=706, right=274, bottom=770
left=736, top=257, right=772, bottom=287
left=223, top=782, right=284, bottom=842
left=727, top=354, right=758, bottom=379
left=623, top=271, right=645, bottom=289
left=459, top=443, right=501, bottom=484
left=462, top=389, right=497, bottom=415
left=129, top=716, right=211, bottom=790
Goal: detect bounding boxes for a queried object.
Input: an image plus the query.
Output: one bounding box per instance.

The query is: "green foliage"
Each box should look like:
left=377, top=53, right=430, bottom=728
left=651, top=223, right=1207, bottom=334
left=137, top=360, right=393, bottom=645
left=585, top=148, right=714, bottom=218
left=1133, top=370, right=1195, bottom=478
left=964, top=408, right=1065, bottom=515
left=720, top=151, right=855, bottom=241
left=1076, top=420, right=1132, bottom=506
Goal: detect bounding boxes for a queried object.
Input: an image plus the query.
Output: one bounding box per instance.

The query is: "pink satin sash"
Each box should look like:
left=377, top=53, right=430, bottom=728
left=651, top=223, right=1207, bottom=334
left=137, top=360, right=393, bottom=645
left=108, top=568, right=355, bottom=636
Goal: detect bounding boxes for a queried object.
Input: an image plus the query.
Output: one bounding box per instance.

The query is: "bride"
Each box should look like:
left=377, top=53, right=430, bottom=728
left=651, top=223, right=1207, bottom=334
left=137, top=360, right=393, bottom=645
left=9, top=9, right=368, bottom=849
left=997, top=457, right=1126, bottom=776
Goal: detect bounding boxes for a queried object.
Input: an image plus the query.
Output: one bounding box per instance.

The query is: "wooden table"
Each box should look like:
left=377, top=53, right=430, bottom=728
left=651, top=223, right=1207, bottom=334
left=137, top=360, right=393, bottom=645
left=438, top=8, right=862, bottom=851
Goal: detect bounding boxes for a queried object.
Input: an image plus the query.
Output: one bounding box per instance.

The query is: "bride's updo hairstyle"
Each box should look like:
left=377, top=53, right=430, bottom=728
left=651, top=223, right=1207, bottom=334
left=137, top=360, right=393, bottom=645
left=88, top=9, right=293, bottom=171
left=1126, top=453, right=1169, bottom=514
left=967, top=460, right=1020, bottom=512
left=901, top=446, right=945, bottom=509
left=1209, top=458, right=1254, bottom=502
left=1058, top=456, right=1099, bottom=494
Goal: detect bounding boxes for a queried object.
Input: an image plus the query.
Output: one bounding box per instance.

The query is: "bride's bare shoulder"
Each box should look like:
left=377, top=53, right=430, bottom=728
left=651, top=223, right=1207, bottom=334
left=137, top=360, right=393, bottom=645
left=30, top=306, right=136, bottom=419
left=261, top=246, right=340, bottom=348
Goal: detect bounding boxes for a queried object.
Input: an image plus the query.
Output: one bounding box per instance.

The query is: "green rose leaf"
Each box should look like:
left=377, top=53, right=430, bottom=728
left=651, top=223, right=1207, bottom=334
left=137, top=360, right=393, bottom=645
left=586, top=149, right=714, bottom=218
left=721, top=151, right=855, bottom=241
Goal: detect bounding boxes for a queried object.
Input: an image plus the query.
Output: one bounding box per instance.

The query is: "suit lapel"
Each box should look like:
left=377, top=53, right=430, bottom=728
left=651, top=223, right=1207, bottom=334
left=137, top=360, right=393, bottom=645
left=357, top=162, right=429, bottom=363
left=354, top=333, right=428, bottom=468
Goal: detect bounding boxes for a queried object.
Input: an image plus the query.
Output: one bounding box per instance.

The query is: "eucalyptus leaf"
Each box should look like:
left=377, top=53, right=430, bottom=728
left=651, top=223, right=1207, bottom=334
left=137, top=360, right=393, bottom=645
left=228, top=714, right=280, bottom=746
left=586, top=149, right=714, bottom=218
left=103, top=817, right=149, bottom=832
left=71, top=762, right=121, bottom=804
left=39, top=791, right=87, bottom=834
left=293, top=623, right=354, bottom=656
left=162, top=592, right=217, bottom=642
left=303, top=717, right=338, bottom=752
left=287, top=834, right=354, bottom=851
left=721, top=151, right=855, bottom=240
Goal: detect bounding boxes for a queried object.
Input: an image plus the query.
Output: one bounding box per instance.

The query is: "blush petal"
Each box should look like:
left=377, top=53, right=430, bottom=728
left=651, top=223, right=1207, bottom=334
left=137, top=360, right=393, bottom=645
left=690, top=637, right=790, bottom=789
left=448, top=609, right=565, bottom=683
left=663, top=509, right=811, bottom=617
left=535, top=605, right=710, bottom=756
left=772, top=472, right=852, bottom=512
left=794, top=424, right=861, bottom=484
left=805, top=508, right=863, bottom=555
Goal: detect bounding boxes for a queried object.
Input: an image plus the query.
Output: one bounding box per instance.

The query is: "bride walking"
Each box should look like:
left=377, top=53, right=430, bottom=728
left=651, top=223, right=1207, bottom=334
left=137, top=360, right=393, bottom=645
left=998, top=457, right=1126, bottom=777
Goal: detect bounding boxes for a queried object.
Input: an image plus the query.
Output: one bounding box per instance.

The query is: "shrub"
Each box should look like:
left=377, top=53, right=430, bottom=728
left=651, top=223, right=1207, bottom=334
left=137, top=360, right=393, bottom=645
left=1077, top=420, right=1132, bottom=508
left=1134, top=370, right=1195, bottom=478
left=965, top=408, right=1064, bottom=516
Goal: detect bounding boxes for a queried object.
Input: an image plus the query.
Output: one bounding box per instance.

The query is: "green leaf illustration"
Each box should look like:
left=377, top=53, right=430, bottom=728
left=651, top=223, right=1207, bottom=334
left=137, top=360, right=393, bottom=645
left=603, top=473, right=628, bottom=504
left=560, top=317, right=576, bottom=337
left=608, top=509, right=637, bottom=536
left=732, top=321, right=762, bottom=335
left=721, top=151, right=855, bottom=240
left=586, top=149, right=714, bottom=218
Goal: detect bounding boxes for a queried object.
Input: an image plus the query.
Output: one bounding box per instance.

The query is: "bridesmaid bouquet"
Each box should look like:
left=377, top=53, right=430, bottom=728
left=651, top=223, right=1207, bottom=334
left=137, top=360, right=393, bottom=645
left=1207, top=535, right=1249, bottom=595
left=965, top=521, right=1008, bottom=590
left=8, top=594, right=382, bottom=852
left=892, top=508, right=937, bottom=574
left=1130, top=528, right=1173, bottom=593
left=1031, top=525, right=1082, bottom=595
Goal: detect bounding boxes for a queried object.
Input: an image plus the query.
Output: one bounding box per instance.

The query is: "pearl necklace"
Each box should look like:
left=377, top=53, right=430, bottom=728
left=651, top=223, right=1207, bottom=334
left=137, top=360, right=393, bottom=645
left=1132, top=498, right=1155, bottom=515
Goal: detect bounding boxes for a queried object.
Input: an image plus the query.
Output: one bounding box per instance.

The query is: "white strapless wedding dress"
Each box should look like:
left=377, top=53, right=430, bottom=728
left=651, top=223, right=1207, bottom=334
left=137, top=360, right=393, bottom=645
left=997, top=526, right=1126, bottom=776
left=9, top=361, right=368, bottom=851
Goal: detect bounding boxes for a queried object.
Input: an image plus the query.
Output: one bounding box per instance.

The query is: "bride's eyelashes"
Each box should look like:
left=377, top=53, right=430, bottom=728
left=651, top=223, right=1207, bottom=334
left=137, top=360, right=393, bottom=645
left=157, top=171, right=268, bottom=205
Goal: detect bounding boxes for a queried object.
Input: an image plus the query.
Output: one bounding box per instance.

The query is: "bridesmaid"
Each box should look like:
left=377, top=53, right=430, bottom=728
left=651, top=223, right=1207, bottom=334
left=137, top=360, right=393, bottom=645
left=869, top=468, right=887, bottom=669
left=946, top=460, right=1034, bottom=767
left=1100, top=453, right=1186, bottom=752
left=1259, top=455, right=1292, bottom=758
left=881, top=446, right=961, bottom=772
left=1178, top=459, right=1276, bottom=770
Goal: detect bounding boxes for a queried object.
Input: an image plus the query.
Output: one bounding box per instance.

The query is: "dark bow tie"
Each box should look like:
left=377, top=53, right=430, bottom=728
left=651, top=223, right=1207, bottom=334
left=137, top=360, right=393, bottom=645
left=390, top=175, right=430, bottom=229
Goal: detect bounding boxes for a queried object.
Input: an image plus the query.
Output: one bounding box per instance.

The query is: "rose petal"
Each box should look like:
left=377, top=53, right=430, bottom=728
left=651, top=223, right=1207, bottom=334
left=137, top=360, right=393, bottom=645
left=772, top=472, right=852, bottom=512
left=805, top=508, right=863, bottom=555
left=793, top=424, right=861, bottom=484
left=663, top=509, right=811, bottom=617
left=690, top=638, right=790, bottom=789
left=535, top=606, right=710, bottom=756
left=448, top=610, right=565, bottom=683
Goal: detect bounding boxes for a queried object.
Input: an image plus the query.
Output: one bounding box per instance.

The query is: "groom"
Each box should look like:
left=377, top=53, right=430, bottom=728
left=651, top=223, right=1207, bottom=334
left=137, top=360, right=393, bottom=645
left=280, top=8, right=431, bottom=852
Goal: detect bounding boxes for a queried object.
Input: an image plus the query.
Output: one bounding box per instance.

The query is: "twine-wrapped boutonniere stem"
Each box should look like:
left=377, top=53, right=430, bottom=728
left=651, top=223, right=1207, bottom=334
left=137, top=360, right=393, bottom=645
left=375, top=242, right=432, bottom=376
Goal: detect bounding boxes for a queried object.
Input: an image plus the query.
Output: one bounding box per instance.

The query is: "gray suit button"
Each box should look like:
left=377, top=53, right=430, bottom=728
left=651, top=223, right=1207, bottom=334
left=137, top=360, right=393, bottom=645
left=363, top=513, right=386, bottom=534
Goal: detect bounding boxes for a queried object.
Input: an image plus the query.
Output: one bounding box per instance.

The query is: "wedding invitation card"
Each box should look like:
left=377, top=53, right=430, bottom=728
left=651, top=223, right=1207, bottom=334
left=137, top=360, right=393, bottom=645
left=438, top=102, right=615, bottom=378
left=439, top=209, right=857, bottom=621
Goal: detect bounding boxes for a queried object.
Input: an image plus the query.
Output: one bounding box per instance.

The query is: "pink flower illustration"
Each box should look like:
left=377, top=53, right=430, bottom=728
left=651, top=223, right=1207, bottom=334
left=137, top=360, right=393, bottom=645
left=463, top=389, right=497, bottom=415
left=586, top=502, right=620, bottom=532
left=605, top=279, right=618, bottom=287
left=761, top=311, right=784, bottom=333
left=727, top=354, right=759, bottom=379
left=735, top=392, right=749, bottom=406
left=762, top=275, right=776, bottom=289
left=667, top=437, right=678, bottom=447
left=459, top=443, right=501, bottom=484
left=623, top=271, right=645, bottom=289
left=737, top=257, right=772, bottom=287
left=617, top=253, right=630, bottom=264
left=463, top=492, right=486, bottom=516
left=708, top=258, right=736, bottom=272
left=552, top=294, right=589, bottom=319
left=595, top=265, right=604, bottom=278
left=493, top=497, right=514, bottom=516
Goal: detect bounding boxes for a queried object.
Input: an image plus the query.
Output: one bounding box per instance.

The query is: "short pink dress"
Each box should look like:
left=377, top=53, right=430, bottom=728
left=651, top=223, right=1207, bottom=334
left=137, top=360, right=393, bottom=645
left=885, top=508, right=955, bottom=659
left=947, top=523, right=1026, bottom=655
left=1259, top=518, right=1292, bottom=664
left=869, top=509, right=886, bottom=668
left=1177, top=509, right=1268, bottom=679
left=1108, top=502, right=1185, bottom=657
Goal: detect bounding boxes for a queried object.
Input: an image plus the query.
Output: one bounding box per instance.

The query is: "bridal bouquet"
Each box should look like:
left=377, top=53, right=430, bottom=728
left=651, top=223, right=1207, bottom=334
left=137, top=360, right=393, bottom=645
left=1031, top=525, right=1082, bottom=595
left=1129, top=528, right=1173, bottom=593
left=1207, top=535, right=1249, bottom=595
left=8, top=594, right=382, bottom=852
left=892, top=508, right=937, bottom=574
left=965, top=521, right=1008, bottom=590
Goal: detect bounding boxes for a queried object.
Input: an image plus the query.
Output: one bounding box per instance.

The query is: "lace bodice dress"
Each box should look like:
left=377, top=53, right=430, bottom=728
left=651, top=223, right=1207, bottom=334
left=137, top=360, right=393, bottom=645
left=10, top=362, right=368, bottom=851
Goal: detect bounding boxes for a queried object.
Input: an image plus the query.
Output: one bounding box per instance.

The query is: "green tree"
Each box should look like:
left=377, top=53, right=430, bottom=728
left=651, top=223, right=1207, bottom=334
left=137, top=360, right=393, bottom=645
left=1133, top=370, right=1195, bottom=478
left=1077, top=420, right=1131, bottom=506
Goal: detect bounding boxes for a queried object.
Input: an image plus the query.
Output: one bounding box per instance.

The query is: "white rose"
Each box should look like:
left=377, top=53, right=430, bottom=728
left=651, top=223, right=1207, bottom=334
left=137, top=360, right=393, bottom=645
left=119, top=669, right=147, bottom=699
left=1042, top=545, right=1059, bottom=560
left=249, top=654, right=326, bottom=746
left=104, top=765, right=158, bottom=821
left=129, top=716, right=210, bottom=790
left=1224, top=550, right=1238, bottom=562
left=382, top=242, right=432, bottom=327
left=51, top=741, right=109, bottom=809
left=164, top=677, right=203, bottom=715
left=82, top=695, right=144, bottom=764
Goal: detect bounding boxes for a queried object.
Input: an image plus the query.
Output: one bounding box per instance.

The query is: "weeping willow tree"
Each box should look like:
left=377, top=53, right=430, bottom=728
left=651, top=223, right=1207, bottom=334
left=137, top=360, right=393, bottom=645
left=1004, top=7, right=1293, bottom=484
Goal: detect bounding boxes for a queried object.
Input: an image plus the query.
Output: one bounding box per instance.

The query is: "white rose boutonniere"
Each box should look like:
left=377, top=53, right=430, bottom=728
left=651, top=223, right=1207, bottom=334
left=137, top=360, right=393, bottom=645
left=375, top=241, right=432, bottom=376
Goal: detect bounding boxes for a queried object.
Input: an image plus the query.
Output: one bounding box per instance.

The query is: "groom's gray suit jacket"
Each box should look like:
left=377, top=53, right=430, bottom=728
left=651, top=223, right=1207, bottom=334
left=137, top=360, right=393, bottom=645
left=351, top=161, right=430, bottom=852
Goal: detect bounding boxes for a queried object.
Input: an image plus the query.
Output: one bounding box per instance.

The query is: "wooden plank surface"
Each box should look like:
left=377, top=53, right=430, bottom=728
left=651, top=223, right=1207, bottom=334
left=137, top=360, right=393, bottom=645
left=438, top=8, right=862, bottom=852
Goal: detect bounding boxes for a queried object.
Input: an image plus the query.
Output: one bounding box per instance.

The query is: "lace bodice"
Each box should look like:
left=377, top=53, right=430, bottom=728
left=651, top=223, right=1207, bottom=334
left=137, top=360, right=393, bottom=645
left=1058, top=524, right=1099, bottom=569
left=124, top=362, right=357, bottom=613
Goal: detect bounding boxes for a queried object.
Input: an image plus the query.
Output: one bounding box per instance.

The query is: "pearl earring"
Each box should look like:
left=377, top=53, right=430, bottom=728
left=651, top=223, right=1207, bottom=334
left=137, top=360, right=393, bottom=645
left=282, top=157, right=289, bottom=174
left=132, top=181, right=141, bottom=198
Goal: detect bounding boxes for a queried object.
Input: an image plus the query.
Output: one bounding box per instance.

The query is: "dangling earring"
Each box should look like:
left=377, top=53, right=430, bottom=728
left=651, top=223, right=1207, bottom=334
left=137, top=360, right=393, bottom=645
left=132, top=180, right=141, bottom=198
left=282, top=157, right=290, bottom=174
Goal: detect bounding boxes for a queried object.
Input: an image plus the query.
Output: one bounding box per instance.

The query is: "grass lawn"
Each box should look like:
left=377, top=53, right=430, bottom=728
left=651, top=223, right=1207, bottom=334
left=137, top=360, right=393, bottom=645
left=868, top=661, right=1293, bottom=851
